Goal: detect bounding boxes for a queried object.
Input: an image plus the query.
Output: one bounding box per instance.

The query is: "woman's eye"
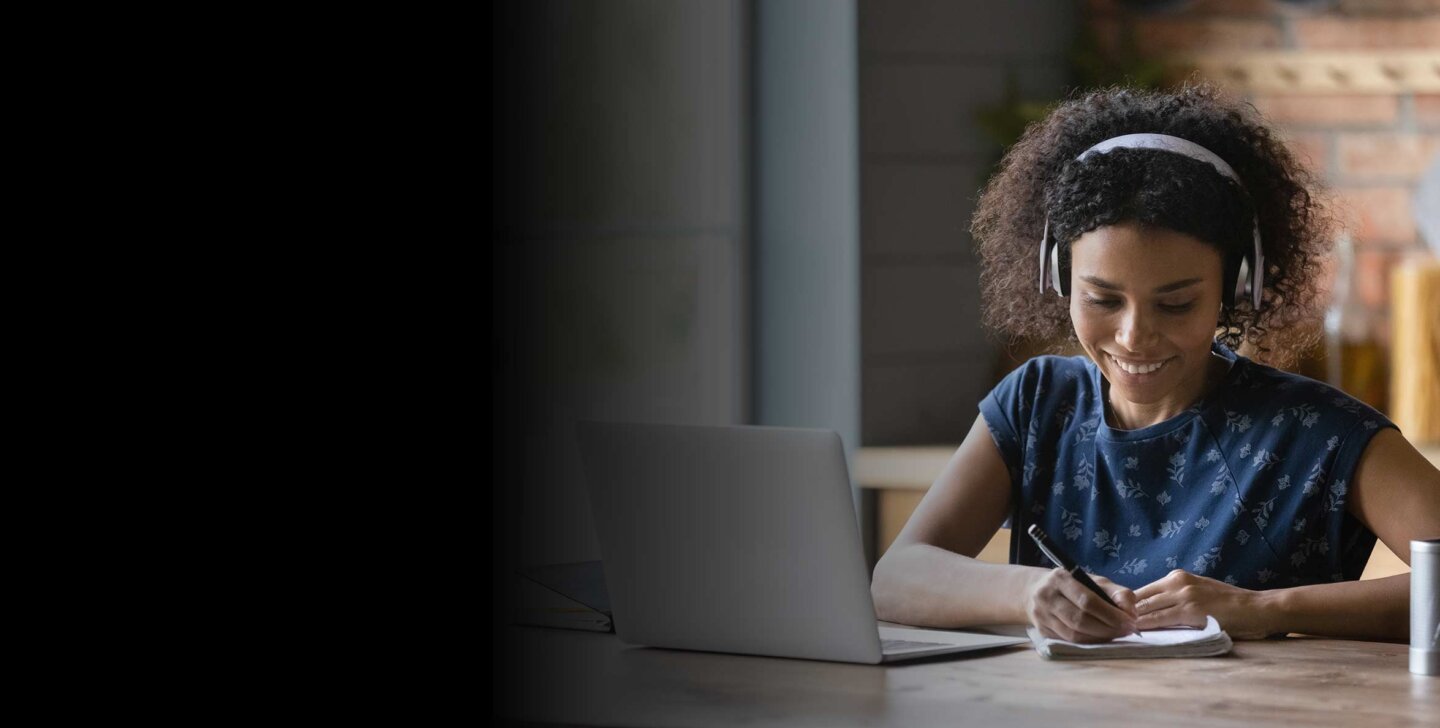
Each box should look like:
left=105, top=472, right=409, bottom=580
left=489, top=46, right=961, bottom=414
left=1084, top=298, right=1195, bottom=313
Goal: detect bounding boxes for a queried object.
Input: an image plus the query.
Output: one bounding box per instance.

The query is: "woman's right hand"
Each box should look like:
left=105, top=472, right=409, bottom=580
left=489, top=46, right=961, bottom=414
left=1024, top=567, right=1139, bottom=643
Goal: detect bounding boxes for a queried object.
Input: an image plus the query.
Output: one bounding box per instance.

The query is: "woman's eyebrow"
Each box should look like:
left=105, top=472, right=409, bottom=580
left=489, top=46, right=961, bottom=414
left=1080, top=275, right=1203, bottom=293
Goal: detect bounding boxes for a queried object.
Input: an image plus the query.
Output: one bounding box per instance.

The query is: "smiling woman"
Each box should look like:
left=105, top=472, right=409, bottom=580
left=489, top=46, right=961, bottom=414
left=869, top=83, right=1440, bottom=646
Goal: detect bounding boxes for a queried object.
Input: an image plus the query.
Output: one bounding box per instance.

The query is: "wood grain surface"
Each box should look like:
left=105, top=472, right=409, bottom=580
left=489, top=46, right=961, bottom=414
left=500, top=624, right=1437, bottom=727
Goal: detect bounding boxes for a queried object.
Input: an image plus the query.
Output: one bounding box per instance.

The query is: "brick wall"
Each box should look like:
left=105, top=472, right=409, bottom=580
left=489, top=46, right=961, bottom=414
left=1086, top=0, right=1440, bottom=409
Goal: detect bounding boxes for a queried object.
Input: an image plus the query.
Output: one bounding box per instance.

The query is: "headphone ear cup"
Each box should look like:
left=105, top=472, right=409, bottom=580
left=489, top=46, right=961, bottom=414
left=1220, top=253, right=1239, bottom=310
left=1220, top=228, right=1264, bottom=312
left=1036, top=216, right=1071, bottom=298
left=1038, top=219, right=1051, bottom=295
left=1050, top=242, right=1065, bottom=296
left=1249, top=225, right=1264, bottom=311
left=1235, top=256, right=1251, bottom=307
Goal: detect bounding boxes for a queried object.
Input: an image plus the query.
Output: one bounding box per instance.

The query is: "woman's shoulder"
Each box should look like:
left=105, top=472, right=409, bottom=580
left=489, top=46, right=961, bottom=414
left=1218, top=357, right=1394, bottom=437
left=985, top=352, right=1098, bottom=428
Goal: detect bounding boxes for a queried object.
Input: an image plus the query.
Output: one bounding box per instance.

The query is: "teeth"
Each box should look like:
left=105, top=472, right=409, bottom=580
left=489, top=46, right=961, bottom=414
left=1110, top=353, right=1168, bottom=375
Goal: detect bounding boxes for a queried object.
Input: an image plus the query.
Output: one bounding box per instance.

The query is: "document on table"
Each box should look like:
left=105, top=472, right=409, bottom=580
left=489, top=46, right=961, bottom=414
left=1027, top=615, right=1233, bottom=659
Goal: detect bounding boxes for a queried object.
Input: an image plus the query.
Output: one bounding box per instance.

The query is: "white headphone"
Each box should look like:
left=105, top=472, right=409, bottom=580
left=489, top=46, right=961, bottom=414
left=1037, top=133, right=1265, bottom=312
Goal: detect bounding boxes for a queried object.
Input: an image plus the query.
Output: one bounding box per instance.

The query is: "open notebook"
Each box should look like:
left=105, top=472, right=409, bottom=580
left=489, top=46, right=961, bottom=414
left=1027, top=615, right=1233, bottom=659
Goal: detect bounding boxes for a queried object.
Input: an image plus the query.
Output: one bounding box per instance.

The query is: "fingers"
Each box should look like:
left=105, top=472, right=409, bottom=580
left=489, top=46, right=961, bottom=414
left=1034, top=590, right=1124, bottom=642
left=1134, top=568, right=1191, bottom=602
left=1030, top=568, right=1137, bottom=642
left=1058, top=574, right=1135, bottom=629
left=1093, top=575, right=1140, bottom=618
left=1112, top=589, right=1139, bottom=619
left=1132, top=572, right=1211, bottom=630
left=1135, top=604, right=1208, bottom=631
left=1135, top=585, right=1183, bottom=616
left=1133, top=581, right=1162, bottom=602
left=1037, top=568, right=1225, bottom=637
left=1040, top=608, right=1123, bottom=643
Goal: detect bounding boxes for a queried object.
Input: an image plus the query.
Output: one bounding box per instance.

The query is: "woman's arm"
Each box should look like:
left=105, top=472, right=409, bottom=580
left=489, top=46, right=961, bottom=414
left=1346, top=428, right=1440, bottom=570
left=871, top=413, right=1041, bottom=626
left=873, top=542, right=1048, bottom=626
left=1260, top=573, right=1410, bottom=641
left=1131, top=568, right=1410, bottom=641
left=1283, top=426, right=1440, bottom=640
left=1135, top=428, right=1440, bottom=641
left=873, top=413, right=1139, bottom=641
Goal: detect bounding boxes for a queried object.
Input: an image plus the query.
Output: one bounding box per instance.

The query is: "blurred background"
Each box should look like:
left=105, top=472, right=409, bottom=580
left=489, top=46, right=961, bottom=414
left=493, top=0, right=1440, bottom=617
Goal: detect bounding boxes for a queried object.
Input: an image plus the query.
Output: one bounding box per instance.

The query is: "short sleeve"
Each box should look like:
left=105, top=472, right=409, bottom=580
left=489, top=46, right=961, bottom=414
left=978, top=361, right=1033, bottom=491
left=981, top=359, right=1059, bottom=539
left=1322, top=403, right=1401, bottom=581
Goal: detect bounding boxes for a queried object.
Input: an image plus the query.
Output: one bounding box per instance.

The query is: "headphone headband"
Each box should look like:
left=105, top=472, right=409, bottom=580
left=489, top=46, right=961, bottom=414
left=1077, top=133, right=1243, bottom=186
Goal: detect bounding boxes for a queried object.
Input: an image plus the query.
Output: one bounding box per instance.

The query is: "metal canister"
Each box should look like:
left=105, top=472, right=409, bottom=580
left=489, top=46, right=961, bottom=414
left=1414, top=539, right=1440, bottom=676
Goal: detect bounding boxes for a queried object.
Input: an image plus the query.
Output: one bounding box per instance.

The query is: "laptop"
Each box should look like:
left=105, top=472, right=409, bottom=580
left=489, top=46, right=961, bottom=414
left=574, top=420, right=1029, bottom=664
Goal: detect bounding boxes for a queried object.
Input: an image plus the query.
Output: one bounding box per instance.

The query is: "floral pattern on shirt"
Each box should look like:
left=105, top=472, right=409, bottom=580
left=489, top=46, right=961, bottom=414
left=980, top=340, right=1396, bottom=590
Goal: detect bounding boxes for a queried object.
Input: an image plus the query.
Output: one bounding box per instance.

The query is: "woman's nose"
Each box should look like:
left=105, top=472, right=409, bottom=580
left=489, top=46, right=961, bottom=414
left=1116, top=306, right=1158, bottom=351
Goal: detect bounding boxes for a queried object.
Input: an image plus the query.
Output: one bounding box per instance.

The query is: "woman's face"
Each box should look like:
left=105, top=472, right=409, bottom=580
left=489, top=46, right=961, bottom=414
left=1068, top=220, right=1225, bottom=418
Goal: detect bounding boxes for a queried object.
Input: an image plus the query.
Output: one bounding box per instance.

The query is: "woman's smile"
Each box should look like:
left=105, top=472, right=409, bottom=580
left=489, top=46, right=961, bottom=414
left=1106, top=352, right=1175, bottom=380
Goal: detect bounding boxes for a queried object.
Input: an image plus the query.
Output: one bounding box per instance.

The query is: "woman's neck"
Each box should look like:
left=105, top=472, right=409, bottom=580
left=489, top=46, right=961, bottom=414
left=1104, top=353, right=1231, bottom=430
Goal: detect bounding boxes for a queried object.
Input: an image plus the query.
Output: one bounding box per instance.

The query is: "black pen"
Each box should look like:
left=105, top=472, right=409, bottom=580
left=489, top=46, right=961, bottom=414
left=1027, top=524, right=1141, bottom=637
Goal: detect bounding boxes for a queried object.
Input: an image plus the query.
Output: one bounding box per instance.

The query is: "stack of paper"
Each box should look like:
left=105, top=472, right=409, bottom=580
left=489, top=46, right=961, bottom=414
left=1026, top=615, right=1233, bottom=659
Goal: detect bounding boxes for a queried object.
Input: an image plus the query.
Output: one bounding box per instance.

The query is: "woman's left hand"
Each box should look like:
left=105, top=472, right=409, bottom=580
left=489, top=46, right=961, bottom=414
left=1132, top=569, right=1275, bottom=640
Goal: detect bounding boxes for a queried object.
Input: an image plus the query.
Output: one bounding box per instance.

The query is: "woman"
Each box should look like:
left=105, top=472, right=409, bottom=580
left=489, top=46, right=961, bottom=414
left=870, top=83, right=1440, bottom=644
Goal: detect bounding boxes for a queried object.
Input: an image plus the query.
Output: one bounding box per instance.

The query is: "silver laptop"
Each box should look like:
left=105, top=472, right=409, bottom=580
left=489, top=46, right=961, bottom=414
left=574, top=420, right=1029, bottom=664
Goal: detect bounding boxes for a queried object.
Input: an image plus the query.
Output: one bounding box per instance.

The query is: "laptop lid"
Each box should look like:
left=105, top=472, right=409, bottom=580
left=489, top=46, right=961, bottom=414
left=575, top=420, right=1030, bottom=663
left=575, top=420, right=889, bottom=663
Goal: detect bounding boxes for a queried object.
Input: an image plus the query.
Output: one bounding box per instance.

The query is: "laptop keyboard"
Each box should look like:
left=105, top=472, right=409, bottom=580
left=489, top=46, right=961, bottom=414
left=881, top=638, right=951, bottom=652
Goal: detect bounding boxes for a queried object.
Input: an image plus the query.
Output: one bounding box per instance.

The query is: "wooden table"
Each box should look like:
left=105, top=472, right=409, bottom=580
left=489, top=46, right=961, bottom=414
left=498, top=623, right=1438, bottom=727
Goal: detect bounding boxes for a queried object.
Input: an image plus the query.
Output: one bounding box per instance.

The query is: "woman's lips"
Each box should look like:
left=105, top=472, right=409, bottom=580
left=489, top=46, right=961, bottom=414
left=1107, top=352, right=1174, bottom=377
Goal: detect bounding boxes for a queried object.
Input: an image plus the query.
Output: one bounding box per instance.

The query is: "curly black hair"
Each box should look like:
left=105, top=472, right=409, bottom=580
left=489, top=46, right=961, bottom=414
left=970, top=82, right=1337, bottom=369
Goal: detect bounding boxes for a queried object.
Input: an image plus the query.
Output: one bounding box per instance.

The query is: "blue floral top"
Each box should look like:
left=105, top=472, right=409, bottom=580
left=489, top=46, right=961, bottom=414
left=979, top=340, right=1397, bottom=590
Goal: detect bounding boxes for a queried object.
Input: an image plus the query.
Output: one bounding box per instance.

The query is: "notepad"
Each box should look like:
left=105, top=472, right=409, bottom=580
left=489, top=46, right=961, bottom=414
left=1026, top=615, right=1233, bottom=659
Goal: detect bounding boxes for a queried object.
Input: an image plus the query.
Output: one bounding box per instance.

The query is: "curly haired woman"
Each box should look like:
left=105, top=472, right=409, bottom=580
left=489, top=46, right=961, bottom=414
left=871, top=83, right=1440, bottom=644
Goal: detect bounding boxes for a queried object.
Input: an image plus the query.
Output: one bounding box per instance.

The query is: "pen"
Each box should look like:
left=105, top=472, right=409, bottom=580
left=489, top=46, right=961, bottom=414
left=1027, top=524, right=1141, bottom=637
